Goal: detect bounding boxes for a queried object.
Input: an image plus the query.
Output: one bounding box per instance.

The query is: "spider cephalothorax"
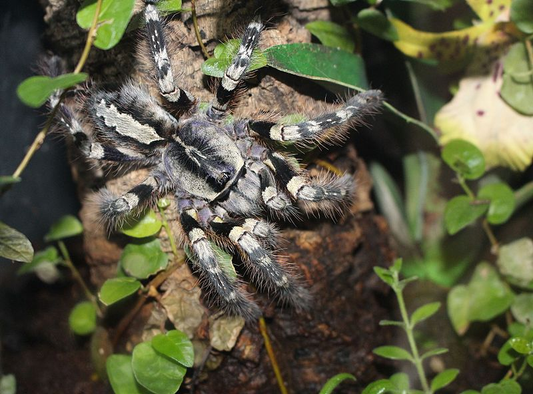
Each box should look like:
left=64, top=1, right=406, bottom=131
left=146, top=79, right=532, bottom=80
left=51, top=0, right=383, bottom=320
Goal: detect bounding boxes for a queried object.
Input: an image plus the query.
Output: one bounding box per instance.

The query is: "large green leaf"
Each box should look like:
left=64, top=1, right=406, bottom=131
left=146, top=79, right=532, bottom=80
left=99, top=277, right=141, bottom=305
left=106, top=355, right=150, bottom=394
left=0, top=221, right=34, bottom=263
left=76, top=0, right=136, bottom=50
left=17, top=73, right=88, bottom=108
left=120, top=239, right=168, bottom=279
left=132, top=342, right=186, bottom=394
left=44, top=215, right=83, bottom=242
left=305, top=21, right=355, bottom=52
left=264, top=43, right=368, bottom=90
left=152, top=330, right=194, bottom=368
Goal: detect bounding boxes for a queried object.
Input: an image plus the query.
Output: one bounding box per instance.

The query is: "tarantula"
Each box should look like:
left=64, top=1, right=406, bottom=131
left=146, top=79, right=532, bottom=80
left=51, top=0, right=382, bottom=320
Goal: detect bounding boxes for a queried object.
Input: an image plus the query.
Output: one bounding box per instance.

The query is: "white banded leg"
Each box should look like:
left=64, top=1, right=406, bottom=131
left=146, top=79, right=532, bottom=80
left=207, top=20, right=263, bottom=118
left=179, top=210, right=261, bottom=320
left=98, top=174, right=167, bottom=228
left=249, top=90, right=383, bottom=146
left=210, top=219, right=310, bottom=309
left=266, top=152, right=354, bottom=217
left=144, top=0, right=195, bottom=106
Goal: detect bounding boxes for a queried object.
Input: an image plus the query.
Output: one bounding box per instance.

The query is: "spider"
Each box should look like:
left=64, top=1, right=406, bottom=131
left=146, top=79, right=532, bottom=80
left=50, top=0, right=383, bottom=320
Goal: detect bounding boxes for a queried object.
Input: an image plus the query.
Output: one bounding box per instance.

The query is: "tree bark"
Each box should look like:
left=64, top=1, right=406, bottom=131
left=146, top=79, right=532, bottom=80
left=42, top=0, right=394, bottom=392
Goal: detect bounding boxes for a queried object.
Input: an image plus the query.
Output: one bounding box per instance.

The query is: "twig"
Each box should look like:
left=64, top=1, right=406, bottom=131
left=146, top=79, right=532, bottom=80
left=57, top=240, right=102, bottom=315
left=190, top=0, right=210, bottom=59
left=382, top=101, right=438, bottom=142
left=259, top=317, right=288, bottom=394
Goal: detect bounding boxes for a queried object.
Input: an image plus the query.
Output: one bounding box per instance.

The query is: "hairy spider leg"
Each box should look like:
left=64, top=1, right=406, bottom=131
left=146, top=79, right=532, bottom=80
left=178, top=204, right=262, bottom=320
left=208, top=19, right=264, bottom=118
left=98, top=171, right=172, bottom=228
left=144, top=0, right=195, bottom=106
left=265, top=151, right=354, bottom=217
left=209, top=215, right=310, bottom=309
left=249, top=90, right=383, bottom=147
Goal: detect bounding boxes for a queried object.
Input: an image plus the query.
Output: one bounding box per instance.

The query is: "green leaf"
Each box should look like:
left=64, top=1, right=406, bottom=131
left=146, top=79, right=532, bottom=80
left=0, top=374, right=16, bottom=394
left=431, top=369, right=459, bottom=392
left=330, top=0, right=356, bottom=5
left=478, top=183, right=515, bottom=225
left=44, top=215, right=83, bottom=242
left=120, top=239, right=168, bottom=279
left=497, top=238, right=533, bottom=289
left=356, top=9, right=399, bottom=41
left=527, top=354, right=533, bottom=368
left=403, top=152, right=431, bottom=242
left=442, top=139, right=485, bottom=179
left=17, top=73, right=88, bottom=108
left=421, top=347, right=449, bottom=360
left=511, top=0, right=533, bottom=34
left=374, top=267, right=394, bottom=286
left=498, top=339, right=521, bottom=366
left=157, top=198, right=171, bottom=209
left=121, top=209, right=162, bottom=238
left=411, top=302, right=440, bottom=326
left=448, top=262, right=514, bottom=335
left=389, top=372, right=410, bottom=390
left=201, top=39, right=267, bottom=78
left=379, top=320, right=405, bottom=327
left=265, top=43, right=368, bottom=90
left=444, top=195, right=488, bottom=235
left=362, top=379, right=395, bottom=394
left=0, top=221, right=34, bottom=263
left=99, top=277, right=141, bottom=305
left=76, top=0, right=136, bottom=50
left=69, top=301, right=97, bottom=336
left=0, top=176, right=21, bottom=186
left=511, top=293, right=533, bottom=325
left=509, top=337, right=532, bottom=355
left=305, top=21, right=355, bottom=53
left=373, top=346, right=413, bottom=361
left=370, top=162, right=412, bottom=248
left=156, top=0, right=182, bottom=13
left=17, top=246, right=60, bottom=275
left=132, top=342, right=186, bottom=394
left=501, top=42, right=533, bottom=116
left=318, top=373, right=356, bottom=394
left=152, top=330, right=194, bottom=368
left=481, top=380, right=522, bottom=394
left=106, top=354, right=150, bottom=394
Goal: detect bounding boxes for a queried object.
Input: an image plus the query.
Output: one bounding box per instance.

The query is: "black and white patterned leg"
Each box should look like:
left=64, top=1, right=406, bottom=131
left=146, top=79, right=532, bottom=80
left=144, top=0, right=195, bottom=106
left=248, top=90, right=383, bottom=146
left=179, top=207, right=261, bottom=320
left=207, top=20, right=263, bottom=118
left=266, top=152, right=354, bottom=217
left=210, top=218, right=310, bottom=309
left=98, top=172, right=169, bottom=228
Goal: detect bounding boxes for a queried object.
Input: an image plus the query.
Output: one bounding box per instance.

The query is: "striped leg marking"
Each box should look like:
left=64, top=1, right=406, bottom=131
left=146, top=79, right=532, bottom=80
left=144, top=0, right=195, bottom=106
left=180, top=211, right=261, bottom=320
left=208, top=20, right=263, bottom=118
left=249, top=90, right=383, bottom=145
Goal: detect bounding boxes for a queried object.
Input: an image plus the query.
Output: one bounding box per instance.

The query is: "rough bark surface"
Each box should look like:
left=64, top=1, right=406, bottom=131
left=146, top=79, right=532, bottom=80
left=42, top=0, right=394, bottom=392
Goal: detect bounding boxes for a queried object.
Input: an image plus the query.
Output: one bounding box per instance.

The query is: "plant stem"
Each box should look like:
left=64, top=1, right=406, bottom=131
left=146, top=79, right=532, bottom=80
left=394, top=273, right=430, bottom=393
left=405, top=60, right=428, bottom=125
left=57, top=240, right=101, bottom=315
left=190, top=0, right=210, bottom=59
left=259, top=317, right=288, bottom=394
left=8, top=0, right=103, bottom=183
left=158, top=205, right=180, bottom=258
left=514, top=180, right=533, bottom=211
left=482, top=219, right=499, bottom=255
left=382, top=101, right=438, bottom=142
left=456, top=174, right=475, bottom=199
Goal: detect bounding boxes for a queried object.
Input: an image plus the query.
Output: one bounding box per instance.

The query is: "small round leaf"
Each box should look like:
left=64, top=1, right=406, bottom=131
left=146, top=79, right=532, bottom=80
left=478, top=183, right=515, bottom=225
left=106, top=354, right=150, bottom=394
left=431, top=369, right=459, bottom=392
left=509, top=337, right=532, bottom=355
left=441, top=139, right=485, bottom=179
left=498, top=339, right=520, bottom=366
left=152, top=330, right=194, bottom=368
left=120, top=239, right=168, bottom=279
left=69, top=301, right=97, bottom=336
left=444, top=196, right=488, bottom=235
left=511, top=293, right=533, bottom=325
left=121, top=209, right=162, bottom=238
left=132, top=342, right=186, bottom=394
left=99, top=277, right=141, bottom=306
left=511, top=0, right=533, bottom=34
left=44, top=215, right=83, bottom=242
